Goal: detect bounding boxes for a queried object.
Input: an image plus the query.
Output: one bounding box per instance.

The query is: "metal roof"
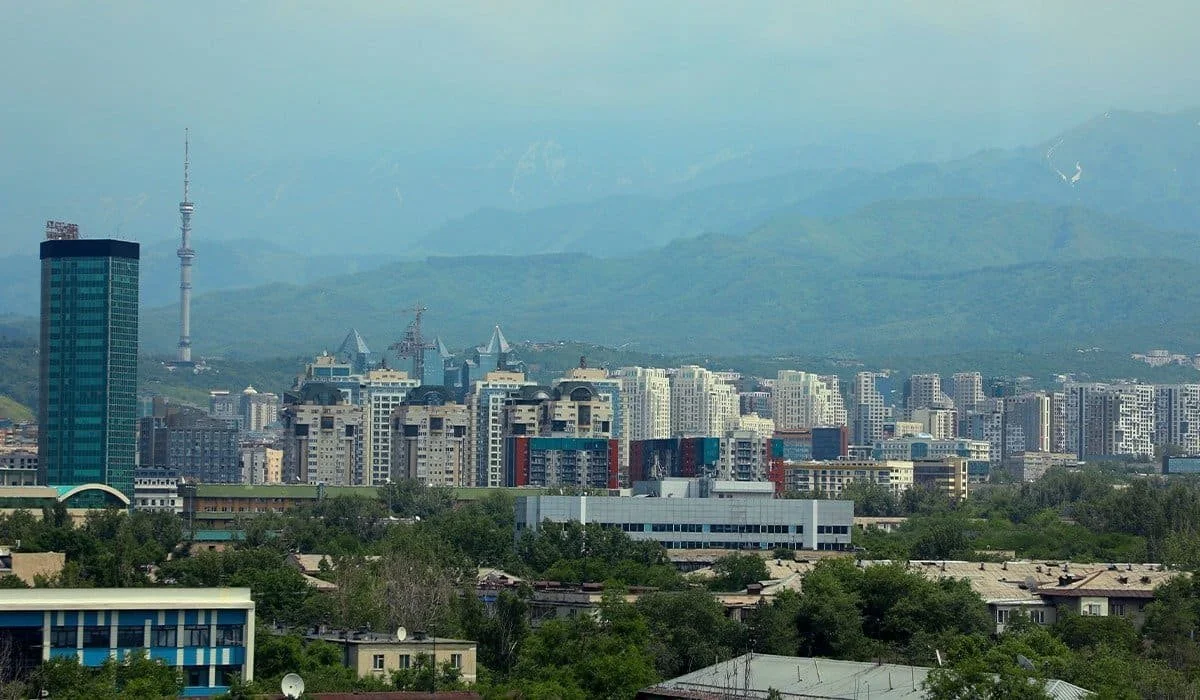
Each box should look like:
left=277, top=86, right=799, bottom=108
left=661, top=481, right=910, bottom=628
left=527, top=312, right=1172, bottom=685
left=646, top=654, right=1092, bottom=699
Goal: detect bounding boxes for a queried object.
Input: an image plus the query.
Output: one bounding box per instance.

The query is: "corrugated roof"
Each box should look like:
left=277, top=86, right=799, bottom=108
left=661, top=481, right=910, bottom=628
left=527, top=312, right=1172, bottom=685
left=647, top=654, right=1092, bottom=699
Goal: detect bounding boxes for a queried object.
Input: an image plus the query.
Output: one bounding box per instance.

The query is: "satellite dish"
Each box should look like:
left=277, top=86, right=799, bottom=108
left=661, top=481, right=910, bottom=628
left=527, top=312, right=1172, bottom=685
left=397, top=626, right=407, bottom=641
left=281, top=673, right=305, bottom=699
left=1016, top=654, right=1036, bottom=671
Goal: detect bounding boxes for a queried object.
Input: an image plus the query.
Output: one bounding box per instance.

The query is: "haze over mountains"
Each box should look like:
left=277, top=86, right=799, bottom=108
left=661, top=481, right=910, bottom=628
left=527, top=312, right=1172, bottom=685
left=117, top=108, right=1200, bottom=360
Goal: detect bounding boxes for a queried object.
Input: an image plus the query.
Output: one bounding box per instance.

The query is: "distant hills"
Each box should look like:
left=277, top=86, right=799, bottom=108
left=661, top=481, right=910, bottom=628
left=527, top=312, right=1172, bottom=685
left=414, top=109, right=1200, bottom=257
left=0, top=238, right=397, bottom=314
left=12, top=108, right=1200, bottom=361
left=137, top=195, right=1200, bottom=359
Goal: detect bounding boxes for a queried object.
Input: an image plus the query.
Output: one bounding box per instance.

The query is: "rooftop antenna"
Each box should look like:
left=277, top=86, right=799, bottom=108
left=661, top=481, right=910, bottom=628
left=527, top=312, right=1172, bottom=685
left=176, top=128, right=196, bottom=365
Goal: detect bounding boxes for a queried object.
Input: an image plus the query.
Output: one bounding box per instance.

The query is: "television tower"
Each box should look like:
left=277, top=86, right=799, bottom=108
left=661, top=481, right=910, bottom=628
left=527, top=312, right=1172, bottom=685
left=177, top=129, right=195, bottom=364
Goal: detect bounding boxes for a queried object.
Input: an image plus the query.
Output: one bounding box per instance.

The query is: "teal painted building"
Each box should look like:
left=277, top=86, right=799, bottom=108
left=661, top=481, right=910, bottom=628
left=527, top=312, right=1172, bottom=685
left=39, top=238, right=139, bottom=497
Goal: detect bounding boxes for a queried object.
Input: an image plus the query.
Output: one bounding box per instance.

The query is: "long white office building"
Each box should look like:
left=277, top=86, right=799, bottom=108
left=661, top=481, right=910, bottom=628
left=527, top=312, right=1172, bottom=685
left=514, top=495, right=853, bottom=551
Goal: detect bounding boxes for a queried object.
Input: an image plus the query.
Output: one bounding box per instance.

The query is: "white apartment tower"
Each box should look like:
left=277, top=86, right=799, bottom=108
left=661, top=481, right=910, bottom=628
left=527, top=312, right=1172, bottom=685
left=849, top=372, right=888, bottom=445
left=772, top=370, right=847, bottom=431
left=468, top=371, right=535, bottom=487
left=1154, top=384, right=1200, bottom=454
left=670, top=365, right=738, bottom=437
left=617, top=367, right=672, bottom=441
left=1065, top=383, right=1155, bottom=459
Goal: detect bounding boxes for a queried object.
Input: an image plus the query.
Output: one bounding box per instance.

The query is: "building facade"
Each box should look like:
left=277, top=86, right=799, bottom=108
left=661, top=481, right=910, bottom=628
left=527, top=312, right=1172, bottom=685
left=514, top=495, right=854, bottom=551
left=39, top=235, right=139, bottom=496
left=904, top=374, right=953, bottom=411
left=670, top=366, right=738, bottom=437
left=138, top=403, right=241, bottom=484
left=617, top=367, right=672, bottom=441
left=469, top=372, right=535, bottom=488
left=771, top=371, right=846, bottom=432
left=849, top=372, right=889, bottom=446
left=504, top=437, right=619, bottom=488
left=390, top=386, right=471, bottom=487
left=1154, top=384, right=1200, bottom=454
left=239, top=387, right=279, bottom=432
left=281, top=384, right=364, bottom=485
left=781, top=459, right=915, bottom=497
left=0, top=588, right=254, bottom=697
left=0, top=450, right=38, bottom=487
left=1065, top=383, right=1155, bottom=459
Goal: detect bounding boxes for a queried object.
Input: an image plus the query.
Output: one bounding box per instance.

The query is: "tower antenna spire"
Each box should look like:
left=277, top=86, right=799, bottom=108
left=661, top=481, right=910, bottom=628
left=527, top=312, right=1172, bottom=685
left=183, top=128, right=190, bottom=202
left=176, top=128, right=196, bottom=364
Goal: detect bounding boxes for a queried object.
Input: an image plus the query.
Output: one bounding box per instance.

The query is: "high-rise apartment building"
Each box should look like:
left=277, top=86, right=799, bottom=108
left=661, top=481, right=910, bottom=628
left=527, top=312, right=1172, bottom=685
left=1065, top=383, right=1155, bottom=459
left=138, top=401, right=240, bottom=483
left=617, top=367, right=671, bottom=438
left=358, top=370, right=421, bottom=486
left=670, top=366, right=738, bottom=437
left=904, top=374, right=953, bottom=411
left=468, top=371, right=535, bottom=487
left=390, top=386, right=471, bottom=487
left=1154, top=384, right=1200, bottom=454
left=208, top=390, right=240, bottom=427
left=38, top=228, right=139, bottom=496
left=849, top=372, right=889, bottom=446
left=239, top=386, right=280, bottom=432
left=951, top=372, right=985, bottom=414
left=909, top=408, right=958, bottom=439
left=281, top=383, right=364, bottom=485
left=1003, top=392, right=1052, bottom=457
left=240, top=441, right=283, bottom=484
left=715, top=429, right=772, bottom=481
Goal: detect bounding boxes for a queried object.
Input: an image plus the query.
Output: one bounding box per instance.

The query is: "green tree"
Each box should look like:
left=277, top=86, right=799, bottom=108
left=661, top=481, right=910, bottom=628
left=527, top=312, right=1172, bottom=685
left=709, top=553, right=769, bottom=592
left=635, top=589, right=743, bottom=677
left=511, top=593, right=658, bottom=699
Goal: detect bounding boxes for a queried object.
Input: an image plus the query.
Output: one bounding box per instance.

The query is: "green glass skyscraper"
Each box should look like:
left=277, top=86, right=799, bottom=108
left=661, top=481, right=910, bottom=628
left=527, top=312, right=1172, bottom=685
left=38, top=227, right=139, bottom=497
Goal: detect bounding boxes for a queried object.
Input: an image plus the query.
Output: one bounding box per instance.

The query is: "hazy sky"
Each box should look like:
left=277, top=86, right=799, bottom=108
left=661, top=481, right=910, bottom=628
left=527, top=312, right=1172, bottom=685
left=2, top=1, right=1198, bottom=252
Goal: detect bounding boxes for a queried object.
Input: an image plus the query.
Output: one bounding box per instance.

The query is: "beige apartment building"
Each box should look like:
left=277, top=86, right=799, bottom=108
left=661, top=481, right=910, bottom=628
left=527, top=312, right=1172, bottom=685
left=782, top=459, right=915, bottom=497
left=304, top=631, right=477, bottom=684
left=391, top=386, right=471, bottom=487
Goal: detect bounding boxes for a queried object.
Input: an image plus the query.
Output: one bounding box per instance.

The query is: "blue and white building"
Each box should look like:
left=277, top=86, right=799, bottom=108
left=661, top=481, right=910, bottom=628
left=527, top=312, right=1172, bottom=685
left=0, top=587, right=254, bottom=697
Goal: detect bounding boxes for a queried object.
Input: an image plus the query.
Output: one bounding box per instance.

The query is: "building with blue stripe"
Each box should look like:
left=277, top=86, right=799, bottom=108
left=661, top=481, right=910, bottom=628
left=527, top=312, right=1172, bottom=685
left=0, top=588, right=254, bottom=697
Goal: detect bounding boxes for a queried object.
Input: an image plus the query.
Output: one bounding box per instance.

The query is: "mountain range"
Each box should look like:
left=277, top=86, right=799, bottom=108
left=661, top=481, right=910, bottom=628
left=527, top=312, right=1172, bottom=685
left=11, top=108, right=1200, bottom=361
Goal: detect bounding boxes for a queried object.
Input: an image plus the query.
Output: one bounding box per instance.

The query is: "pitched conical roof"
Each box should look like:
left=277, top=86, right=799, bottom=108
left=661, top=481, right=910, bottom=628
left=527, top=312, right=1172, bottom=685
left=338, top=328, right=371, bottom=356
left=484, top=325, right=511, bottom=354
left=435, top=336, right=452, bottom=359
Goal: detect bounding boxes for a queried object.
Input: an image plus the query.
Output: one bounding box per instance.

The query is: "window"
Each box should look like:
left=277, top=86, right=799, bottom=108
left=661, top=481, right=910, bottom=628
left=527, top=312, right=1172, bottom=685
left=996, top=609, right=1009, bottom=624
left=1084, top=603, right=1102, bottom=616
left=450, top=653, right=463, bottom=669
left=1112, top=603, right=1126, bottom=616
left=216, top=625, right=244, bottom=646
left=116, top=626, right=144, bottom=648
left=185, top=625, right=210, bottom=647
left=50, top=626, right=77, bottom=648
left=82, top=626, right=110, bottom=648
left=372, top=654, right=386, bottom=671
left=1030, top=609, right=1047, bottom=624
left=185, top=666, right=206, bottom=688
left=399, top=654, right=412, bottom=669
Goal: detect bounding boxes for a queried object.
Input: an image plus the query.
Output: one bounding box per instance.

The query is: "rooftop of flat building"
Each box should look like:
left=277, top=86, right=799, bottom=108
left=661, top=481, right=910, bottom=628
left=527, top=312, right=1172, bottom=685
left=304, top=630, right=473, bottom=646
left=0, top=587, right=253, bottom=610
